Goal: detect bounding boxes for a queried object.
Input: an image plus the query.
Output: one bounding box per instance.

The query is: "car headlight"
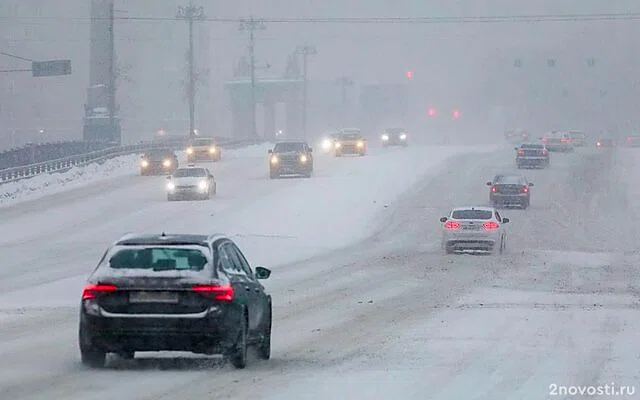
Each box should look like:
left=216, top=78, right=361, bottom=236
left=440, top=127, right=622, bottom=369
left=186, top=147, right=194, bottom=154
left=399, top=133, right=407, bottom=140
left=141, top=160, right=149, bottom=167
left=322, top=139, right=331, bottom=149
left=381, top=134, right=389, bottom=141
left=166, top=182, right=175, bottom=190
left=357, top=141, right=364, bottom=147
left=335, top=142, right=341, bottom=148
left=198, top=180, right=208, bottom=190
left=270, top=156, right=279, bottom=164
left=300, top=154, right=308, bottom=163
left=162, top=159, right=171, bottom=167
left=209, top=147, right=217, bottom=154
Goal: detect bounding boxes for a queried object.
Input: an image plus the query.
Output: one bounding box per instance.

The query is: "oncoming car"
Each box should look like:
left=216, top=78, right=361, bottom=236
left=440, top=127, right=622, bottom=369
left=268, top=141, right=313, bottom=179
left=166, top=165, right=216, bottom=201
left=440, top=206, right=509, bottom=254
left=334, top=128, right=367, bottom=156
left=381, top=127, right=408, bottom=147
left=186, top=137, right=222, bottom=162
left=319, top=132, right=339, bottom=154
left=139, top=149, right=178, bottom=175
left=78, top=232, right=273, bottom=369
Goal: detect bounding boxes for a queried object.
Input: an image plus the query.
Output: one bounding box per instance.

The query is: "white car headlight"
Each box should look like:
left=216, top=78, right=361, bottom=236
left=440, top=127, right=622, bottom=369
left=322, top=139, right=331, bottom=149
left=270, top=156, right=279, bottom=164
left=399, top=133, right=407, bottom=140
left=335, top=142, right=341, bottom=148
left=357, top=141, right=364, bottom=148
left=162, top=159, right=171, bottom=167
left=381, top=134, right=389, bottom=141
left=209, top=147, right=217, bottom=154
left=166, top=182, right=175, bottom=190
left=198, top=180, right=208, bottom=190
left=186, top=147, right=194, bottom=154
left=141, top=160, right=149, bottom=167
left=300, top=154, right=308, bottom=163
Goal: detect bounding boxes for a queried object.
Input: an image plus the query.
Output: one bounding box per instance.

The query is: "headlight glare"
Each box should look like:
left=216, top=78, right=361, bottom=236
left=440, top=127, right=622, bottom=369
left=166, top=182, right=175, bottom=190
left=141, top=160, right=149, bottom=167
left=270, top=156, right=279, bottom=164
left=186, top=148, right=194, bottom=154
left=300, top=154, right=308, bottom=163
left=209, top=147, right=216, bottom=154
left=162, top=159, right=171, bottom=167
left=198, top=180, right=208, bottom=190
left=381, top=134, right=389, bottom=141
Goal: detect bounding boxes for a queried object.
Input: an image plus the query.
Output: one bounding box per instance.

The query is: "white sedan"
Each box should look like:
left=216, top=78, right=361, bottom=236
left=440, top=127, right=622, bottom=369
left=440, top=206, right=509, bottom=254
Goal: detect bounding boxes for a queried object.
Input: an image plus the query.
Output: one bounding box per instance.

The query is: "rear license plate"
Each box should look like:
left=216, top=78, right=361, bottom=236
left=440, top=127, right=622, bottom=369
left=462, top=225, right=480, bottom=230
left=129, top=291, right=179, bottom=303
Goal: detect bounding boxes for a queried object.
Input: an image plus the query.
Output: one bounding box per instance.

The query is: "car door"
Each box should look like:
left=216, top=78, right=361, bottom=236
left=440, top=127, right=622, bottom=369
left=224, top=243, right=262, bottom=333
left=227, top=242, right=268, bottom=331
left=216, top=241, right=252, bottom=313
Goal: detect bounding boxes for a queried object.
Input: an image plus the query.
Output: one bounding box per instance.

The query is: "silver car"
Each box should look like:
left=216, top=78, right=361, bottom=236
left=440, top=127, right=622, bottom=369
left=440, top=206, right=509, bottom=254
left=166, top=165, right=217, bottom=201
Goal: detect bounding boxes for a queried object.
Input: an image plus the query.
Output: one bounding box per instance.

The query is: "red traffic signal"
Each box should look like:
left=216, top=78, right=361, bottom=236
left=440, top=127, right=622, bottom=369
left=427, top=107, right=437, bottom=117
left=452, top=109, right=460, bottom=119
left=406, top=70, right=413, bottom=79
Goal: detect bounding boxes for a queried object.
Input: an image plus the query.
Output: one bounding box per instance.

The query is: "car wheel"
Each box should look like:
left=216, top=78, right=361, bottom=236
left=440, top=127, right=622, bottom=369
left=269, top=171, right=279, bottom=179
left=79, top=326, right=106, bottom=368
left=228, top=313, right=248, bottom=369
left=257, top=304, right=272, bottom=360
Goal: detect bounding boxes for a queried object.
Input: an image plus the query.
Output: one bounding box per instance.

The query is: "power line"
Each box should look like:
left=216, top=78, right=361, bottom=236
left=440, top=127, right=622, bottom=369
left=0, top=51, right=34, bottom=62
left=3, top=12, right=640, bottom=24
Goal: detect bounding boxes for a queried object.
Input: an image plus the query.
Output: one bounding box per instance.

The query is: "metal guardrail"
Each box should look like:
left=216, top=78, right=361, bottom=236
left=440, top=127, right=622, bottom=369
left=0, top=137, right=263, bottom=184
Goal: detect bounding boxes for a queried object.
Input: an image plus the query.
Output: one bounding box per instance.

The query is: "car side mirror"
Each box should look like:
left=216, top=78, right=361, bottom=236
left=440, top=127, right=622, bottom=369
left=268, top=149, right=272, bottom=154
left=528, top=183, right=534, bottom=187
left=254, top=266, right=271, bottom=280
left=502, top=218, right=510, bottom=223
left=486, top=181, right=493, bottom=186
left=439, top=217, right=448, bottom=223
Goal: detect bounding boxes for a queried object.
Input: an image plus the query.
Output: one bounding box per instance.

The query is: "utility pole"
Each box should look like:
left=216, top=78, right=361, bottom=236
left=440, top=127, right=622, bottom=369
left=336, top=76, right=354, bottom=127
left=107, top=2, right=116, bottom=142
left=176, top=4, right=204, bottom=139
left=296, top=44, right=317, bottom=139
left=239, top=17, right=265, bottom=139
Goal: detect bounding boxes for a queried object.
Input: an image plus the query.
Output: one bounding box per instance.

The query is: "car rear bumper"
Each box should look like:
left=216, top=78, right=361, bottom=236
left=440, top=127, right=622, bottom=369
left=442, top=230, right=500, bottom=250
left=80, top=310, right=239, bottom=353
left=491, top=193, right=528, bottom=205
left=517, top=157, right=547, bottom=164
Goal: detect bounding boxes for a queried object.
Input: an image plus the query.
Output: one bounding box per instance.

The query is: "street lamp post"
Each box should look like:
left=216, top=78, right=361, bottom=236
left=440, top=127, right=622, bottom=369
left=239, top=17, right=266, bottom=139
left=296, top=44, right=317, bottom=139
left=176, top=4, right=205, bottom=139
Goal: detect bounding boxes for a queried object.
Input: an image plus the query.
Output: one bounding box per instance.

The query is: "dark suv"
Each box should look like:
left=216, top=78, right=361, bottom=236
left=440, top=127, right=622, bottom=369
left=268, top=141, right=313, bottom=179
left=139, top=149, right=178, bottom=175
left=78, top=233, right=272, bottom=369
left=487, top=174, right=533, bottom=209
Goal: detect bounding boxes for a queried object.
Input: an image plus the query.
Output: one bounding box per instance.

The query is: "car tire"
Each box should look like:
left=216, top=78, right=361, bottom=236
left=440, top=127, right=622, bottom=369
left=228, top=313, right=248, bottom=369
left=79, top=326, right=106, bottom=368
left=269, top=171, right=279, bottom=179
left=257, top=304, right=272, bottom=360
left=167, top=195, right=175, bottom=202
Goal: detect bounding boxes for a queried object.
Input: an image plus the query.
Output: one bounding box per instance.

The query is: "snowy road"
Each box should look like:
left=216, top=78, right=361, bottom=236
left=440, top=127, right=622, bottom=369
left=1, top=145, right=639, bottom=399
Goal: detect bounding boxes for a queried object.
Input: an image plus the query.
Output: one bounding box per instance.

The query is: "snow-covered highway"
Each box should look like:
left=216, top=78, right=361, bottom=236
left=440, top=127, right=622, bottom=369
left=0, top=143, right=639, bottom=399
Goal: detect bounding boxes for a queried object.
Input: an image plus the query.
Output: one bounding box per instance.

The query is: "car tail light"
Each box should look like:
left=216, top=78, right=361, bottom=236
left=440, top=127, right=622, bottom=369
left=521, top=185, right=528, bottom=193
left=560, top=138, right=571, bottom=143
left=483, top=221, right=499, bottom=230
left=444, top=220, right=460, bottom=230
left=517, top=149, right=524, bottom=156
left=491, top=185, right=497, bottom=193
left=82, top=283, right=117, bottom=300
left=542, top=149, right=548, bottom=156
left=192, top=284, right=234, bottom=301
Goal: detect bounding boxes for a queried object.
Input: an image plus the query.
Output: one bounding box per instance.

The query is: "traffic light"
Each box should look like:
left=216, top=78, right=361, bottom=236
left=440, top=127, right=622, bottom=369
left=452, top=109, right=460, bottom=119
left=427, top=107, right=437, bottom=117
left=406, top=70, right=413, bottom=79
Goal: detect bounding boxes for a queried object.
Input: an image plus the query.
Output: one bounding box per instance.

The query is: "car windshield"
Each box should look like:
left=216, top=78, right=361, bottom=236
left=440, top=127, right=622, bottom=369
left=144, top=150, right=173, bottom=159
left=173, top=168, right=207, bottom=177
left=108, top=247, right=208, bottom=271
left=341, top=133, right=362, bottom=140
left=386, top=128, right=405, bottom=134
left=274, top=142, right=305, bottom=152
left=494, top=175, right=525, bottom=184
left=451, top=209, right=493, bottom=220
left=192, top=138, right=215, bottom=146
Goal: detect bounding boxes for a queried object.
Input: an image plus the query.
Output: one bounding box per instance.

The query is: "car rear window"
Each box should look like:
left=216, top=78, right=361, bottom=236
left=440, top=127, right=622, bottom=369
left=108, top=247, right=208, bottom=271
left=494, top=175, right=524, bottom=184
left=451, top=210, right=493, bottom=220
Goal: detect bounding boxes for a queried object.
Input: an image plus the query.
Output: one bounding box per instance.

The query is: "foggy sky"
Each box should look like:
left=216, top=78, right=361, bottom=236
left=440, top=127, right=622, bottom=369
left=1, top=0, right=640, bottom=148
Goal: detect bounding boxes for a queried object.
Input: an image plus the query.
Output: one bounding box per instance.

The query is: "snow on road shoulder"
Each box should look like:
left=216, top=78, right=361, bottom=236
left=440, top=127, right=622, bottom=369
left=0, top=143, right=271, bottom=208
left=222, top=144, right=499, bottom=267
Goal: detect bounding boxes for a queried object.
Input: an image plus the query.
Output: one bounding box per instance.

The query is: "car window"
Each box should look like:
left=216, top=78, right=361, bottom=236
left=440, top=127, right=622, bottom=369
left=494, top=175, right=525, bottom=185
left=173, top=168, right=207, bottom=177
left=222, top=243, right=247, bottom=276
left=451, top=209, right=493, bottom=220
left=108, top=247, right=208, bottom=271
left=228, top=244, right=254, bottom=278
left=218, top=244, right=239, bottom=274
left=495, top=211, right=502, bottom=222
